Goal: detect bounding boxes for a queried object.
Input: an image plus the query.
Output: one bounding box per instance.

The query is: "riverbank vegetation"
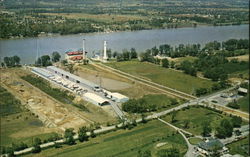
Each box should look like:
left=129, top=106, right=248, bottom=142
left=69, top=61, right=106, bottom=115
left=0, top=0, right=248, bottom=39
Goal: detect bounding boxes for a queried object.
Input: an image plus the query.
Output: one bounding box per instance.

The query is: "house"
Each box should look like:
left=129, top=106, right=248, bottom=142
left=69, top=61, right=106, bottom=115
left=83, top=92, right=109, bottom=106
left=197, top=139, right=228, bottom=156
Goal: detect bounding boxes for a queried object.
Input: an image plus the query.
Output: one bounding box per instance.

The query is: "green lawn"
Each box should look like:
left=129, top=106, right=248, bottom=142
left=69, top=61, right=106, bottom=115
left=0, top=85, right=22, bottom=116
left=0, top=112, right=57, bottom=147
left=227, top=135, right=249, bottom=156
left=162, top=106, right=244, bottom=136
left=24, top=120, right=188, bottom=157
left=188, top=137, right=203, bottom=145
left=106, top=61, right=214, bottom=94
left=238, top=94, right=249, bottom=112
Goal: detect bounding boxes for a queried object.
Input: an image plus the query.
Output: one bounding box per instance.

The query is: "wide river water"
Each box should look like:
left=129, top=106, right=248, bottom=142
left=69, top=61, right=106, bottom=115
left=0, top=24, right=249, bottom=64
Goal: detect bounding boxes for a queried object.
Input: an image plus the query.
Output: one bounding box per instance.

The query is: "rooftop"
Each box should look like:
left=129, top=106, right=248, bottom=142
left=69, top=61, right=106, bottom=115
left=83, top=92, right=109, bottom=104
left=47, top=66, right=98, bottom=88
left=198, top=139, right=224, bottom=151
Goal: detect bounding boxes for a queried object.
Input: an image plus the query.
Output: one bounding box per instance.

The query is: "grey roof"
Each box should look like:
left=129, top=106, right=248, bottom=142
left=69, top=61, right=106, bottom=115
left=47, top=66, right=98, bottom=88
left=198, top=139, right=224, bottom=151
left=32, top=67, right=53, bottom=78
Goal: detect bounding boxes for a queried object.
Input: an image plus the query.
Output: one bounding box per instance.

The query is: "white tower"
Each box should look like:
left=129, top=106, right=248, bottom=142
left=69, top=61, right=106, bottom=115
left=82, top=39, right=86, bottom=59
left=103, top=40, right=108, bottom=60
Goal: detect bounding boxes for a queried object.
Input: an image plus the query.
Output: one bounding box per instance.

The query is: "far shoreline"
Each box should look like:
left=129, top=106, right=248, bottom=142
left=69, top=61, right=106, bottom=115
left=0, top=23, right=249, bottom=41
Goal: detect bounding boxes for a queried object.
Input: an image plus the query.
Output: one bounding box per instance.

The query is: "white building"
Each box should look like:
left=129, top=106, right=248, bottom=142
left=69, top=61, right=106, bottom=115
left=111, top=93, right=129, bottom=103
left=83, top=92, right=110, bottom=106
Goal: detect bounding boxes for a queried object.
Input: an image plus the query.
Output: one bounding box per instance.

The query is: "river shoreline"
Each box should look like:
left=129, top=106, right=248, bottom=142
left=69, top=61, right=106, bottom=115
left=1, top=23, right=248, bottom=41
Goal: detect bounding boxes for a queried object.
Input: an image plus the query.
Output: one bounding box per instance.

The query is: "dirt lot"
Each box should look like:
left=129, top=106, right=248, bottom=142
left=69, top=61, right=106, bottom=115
left=0, top=68, right=117, bottom=132
left=228, top=54, right=249, bottom=62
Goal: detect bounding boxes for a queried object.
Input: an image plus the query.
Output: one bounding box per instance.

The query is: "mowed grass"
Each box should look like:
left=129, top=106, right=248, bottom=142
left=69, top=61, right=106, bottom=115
left=24, top=120, right=188, bottom=157
left=227, top=135, right=249, bottom=156
left=106, top=61, right=214, bottom=94
left=188, top=137, right=203, bottom=145
left=238, top=94, right=249, bottom=112
left=162, top=106, right=243, bottom=136
left=0, top=85, right=22, bottom=116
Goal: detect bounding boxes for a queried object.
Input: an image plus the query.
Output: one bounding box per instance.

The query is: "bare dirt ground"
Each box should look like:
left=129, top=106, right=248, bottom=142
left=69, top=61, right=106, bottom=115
left=227, top=54, right=249, bottom=61
left=1, top=68, right=92, bottom=132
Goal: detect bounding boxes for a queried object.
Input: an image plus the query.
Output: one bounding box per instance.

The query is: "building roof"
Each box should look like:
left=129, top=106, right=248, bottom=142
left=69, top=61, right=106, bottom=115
left=32, top=67, right=53, bottom=78
left=83, top=92, right=109, bottom=104
left=70, top=56, right=83, bottom=60
left=47, top=66, right=98, bottom=88
left=198, top=139, right=224, bottom=151
left=111, top=93, right=128, bottom=100
left=238, top=88, right=248, bottom=93
left=66, top=51, right=83, bottom=55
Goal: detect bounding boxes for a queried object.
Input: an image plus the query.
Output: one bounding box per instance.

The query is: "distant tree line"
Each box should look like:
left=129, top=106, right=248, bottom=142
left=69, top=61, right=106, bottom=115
left=2, top=56, right=21, bottom=67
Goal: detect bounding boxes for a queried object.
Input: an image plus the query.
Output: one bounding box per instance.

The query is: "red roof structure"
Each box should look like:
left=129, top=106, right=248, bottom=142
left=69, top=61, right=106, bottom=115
left=66, top=51, right=83, bottom=55
left=70, top=56, right=83, bottom=61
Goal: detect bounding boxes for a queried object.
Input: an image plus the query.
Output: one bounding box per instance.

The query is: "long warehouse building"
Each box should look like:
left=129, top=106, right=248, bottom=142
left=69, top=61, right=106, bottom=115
left=47, top=66, right=99, bottom=89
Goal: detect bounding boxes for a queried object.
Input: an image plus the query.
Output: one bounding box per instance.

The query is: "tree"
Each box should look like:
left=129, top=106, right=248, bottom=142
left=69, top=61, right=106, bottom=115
left=130, top=48, right=137, bottom=59
left=36, top=55, right=52, bottom=67
left=113, top=51, right=118, bottom=58
left=51, top=51, right=61, bottom=62
left=67, top=64, right=74, bottom=73
left=171, top=110, right=177, bottom=123
left=216, top=119, right=233, bottom=138
left=107, top=49, right=112, bottom=58
left=78, top=126, right=89, bottom=142
left=3, top=57, right=10, bottom=67
left=231, top=116, right=242, bottom=128
left=195, top=88, right=208, bottom=96
left=32, top=138, right=41, bottom=153
left=170, top=61, right=175, bottom=68
left=184, top=120, right=190, bottom=129
left=202, top=121, right=212, bottom=137
left=64, top=128, right=75, bottom=145
left=162, top=58, right=169, bottom=68
left=13, top=55, right=20, bottom=65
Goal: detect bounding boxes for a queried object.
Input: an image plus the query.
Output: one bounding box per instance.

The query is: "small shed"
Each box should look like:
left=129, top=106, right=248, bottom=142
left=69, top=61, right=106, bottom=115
left=83, top=92, right=109, bottom=106
left=111, top=93, right=129, bottom=103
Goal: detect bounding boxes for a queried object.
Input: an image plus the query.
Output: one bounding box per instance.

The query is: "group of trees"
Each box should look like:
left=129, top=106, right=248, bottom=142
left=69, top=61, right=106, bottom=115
left=215, top=116, right=242, bottom=139
left=2, top=56, right=21, bottom=67
left=35, top=51, right=61, bottom=66
left=116, top=48, right=138, bottom=61
left=122, top=97, right=178, bottom=113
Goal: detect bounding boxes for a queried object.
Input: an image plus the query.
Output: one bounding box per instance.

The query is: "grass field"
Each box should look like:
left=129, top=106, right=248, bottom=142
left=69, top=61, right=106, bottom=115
left=0, top=85, right=22, bottom=116
left=162, top=106, right=245, bottom=136
left=106, top=61, right=214, bottom=94
left=188, top=137, right=203, bottom=145
left=0, top=110, right=58, bottom=147
left=227, top=135, right=249, bottom=156
left=238, top=94, right=249, bottom=112
left=24, top=120, right=188, bottom=157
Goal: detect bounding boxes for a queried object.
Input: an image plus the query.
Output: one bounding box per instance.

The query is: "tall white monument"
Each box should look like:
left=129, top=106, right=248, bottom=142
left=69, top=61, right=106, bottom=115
left=103, top=40, right=108, bottom=61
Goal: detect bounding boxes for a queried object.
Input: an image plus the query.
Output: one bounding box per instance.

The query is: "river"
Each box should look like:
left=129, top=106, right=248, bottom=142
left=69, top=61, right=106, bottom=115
left=0, top=24, right=249, bottom=64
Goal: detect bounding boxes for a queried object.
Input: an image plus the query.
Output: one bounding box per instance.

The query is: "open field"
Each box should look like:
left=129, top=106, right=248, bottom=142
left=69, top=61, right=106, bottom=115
left=74, top=64, right=163, bottom=99
left=0, top=68, right=117, bottom=130
left=0, top=111, right=58, bottom=147
left=106, top=61, right=215, bottom=95
left=227, top=135, right=249, bottom=156
left=238, top=94, right=249, bottom=113
left=24, top=120, right=188, bottom=157
left=162, top=106, right=247, bottom=136
left=188, top=137, right=203, bottom=145
left=227, top=54, right=249, bottom=62
left=0, top=85, right=22, bottom=116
